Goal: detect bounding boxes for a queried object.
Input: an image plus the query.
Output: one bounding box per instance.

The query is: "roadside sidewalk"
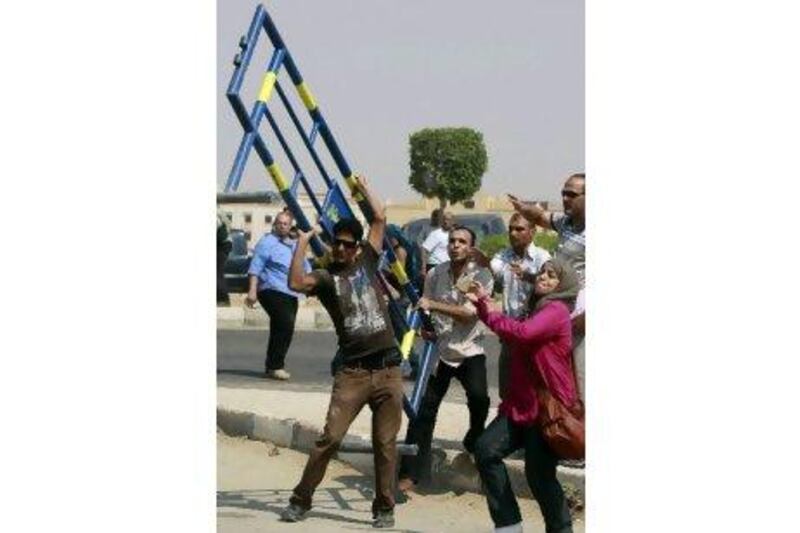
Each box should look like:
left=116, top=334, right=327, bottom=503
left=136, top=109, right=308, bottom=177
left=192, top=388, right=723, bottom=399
left=217, top=382, right=585, bottom=505
left=217, top=296, right=333, bottom=330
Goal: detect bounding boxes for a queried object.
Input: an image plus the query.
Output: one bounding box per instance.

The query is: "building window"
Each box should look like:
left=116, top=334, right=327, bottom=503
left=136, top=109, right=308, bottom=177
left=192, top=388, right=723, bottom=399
left=244, top=213, right=252, bottom=224
left=264, top=214, right=273, bottom=224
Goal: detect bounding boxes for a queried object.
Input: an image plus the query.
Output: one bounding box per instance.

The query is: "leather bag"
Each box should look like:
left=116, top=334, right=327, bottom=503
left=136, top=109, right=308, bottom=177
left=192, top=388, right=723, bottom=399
left=532, top=337, right=585, bottom=460
left=536, top=387, right=585, bottom=460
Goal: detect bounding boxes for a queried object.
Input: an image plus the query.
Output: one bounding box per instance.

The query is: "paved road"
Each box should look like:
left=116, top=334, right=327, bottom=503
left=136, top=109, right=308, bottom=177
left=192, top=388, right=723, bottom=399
left=217, top=329, right=502, bottom=404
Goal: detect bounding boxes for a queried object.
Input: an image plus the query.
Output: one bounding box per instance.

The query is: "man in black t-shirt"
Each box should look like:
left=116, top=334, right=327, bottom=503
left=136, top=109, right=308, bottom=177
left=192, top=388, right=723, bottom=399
left=281, top=175, right=402, bottom=530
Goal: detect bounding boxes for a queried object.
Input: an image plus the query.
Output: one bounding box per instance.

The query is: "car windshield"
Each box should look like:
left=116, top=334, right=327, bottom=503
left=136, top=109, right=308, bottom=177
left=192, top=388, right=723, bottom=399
left=457, top=216, right=506, bottom=238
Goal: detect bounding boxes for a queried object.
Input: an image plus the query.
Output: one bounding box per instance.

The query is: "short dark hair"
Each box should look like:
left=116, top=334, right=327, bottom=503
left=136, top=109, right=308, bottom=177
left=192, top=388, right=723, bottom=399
left=509, top=212, right=532, bottom=228
left=450, top=225, right=476, bottom=246
left=332, top=218, right=364, bottom=242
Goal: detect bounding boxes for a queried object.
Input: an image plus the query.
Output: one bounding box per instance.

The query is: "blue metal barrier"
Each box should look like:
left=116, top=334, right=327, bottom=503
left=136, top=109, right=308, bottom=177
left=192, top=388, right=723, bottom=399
left=224, top=4, right=437, bottom=424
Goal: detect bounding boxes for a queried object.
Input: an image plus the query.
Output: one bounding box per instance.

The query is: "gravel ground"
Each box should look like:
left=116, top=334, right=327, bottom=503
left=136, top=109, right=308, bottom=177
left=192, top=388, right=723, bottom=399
left=217, top=432, right=585, bottom=533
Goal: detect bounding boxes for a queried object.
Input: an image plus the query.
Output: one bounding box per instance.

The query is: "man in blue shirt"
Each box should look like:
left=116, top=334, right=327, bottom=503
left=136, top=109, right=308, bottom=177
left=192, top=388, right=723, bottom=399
left=246, top=210, right=309, bottom=380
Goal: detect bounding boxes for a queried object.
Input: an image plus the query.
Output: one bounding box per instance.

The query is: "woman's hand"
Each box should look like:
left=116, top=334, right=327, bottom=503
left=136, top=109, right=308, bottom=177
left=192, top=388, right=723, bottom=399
left=463, top=281, right=489, bottom=304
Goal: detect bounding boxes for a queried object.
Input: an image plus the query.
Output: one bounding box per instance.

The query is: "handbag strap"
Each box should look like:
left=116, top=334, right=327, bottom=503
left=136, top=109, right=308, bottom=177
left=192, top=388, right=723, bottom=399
left=569, top=328, right=583, bottom=405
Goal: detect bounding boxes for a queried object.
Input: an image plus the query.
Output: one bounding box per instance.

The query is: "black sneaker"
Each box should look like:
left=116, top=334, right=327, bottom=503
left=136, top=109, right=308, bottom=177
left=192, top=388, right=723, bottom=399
left=280, top=503, right=308, bottom=522
left=372, top=510, right=395, bottom=528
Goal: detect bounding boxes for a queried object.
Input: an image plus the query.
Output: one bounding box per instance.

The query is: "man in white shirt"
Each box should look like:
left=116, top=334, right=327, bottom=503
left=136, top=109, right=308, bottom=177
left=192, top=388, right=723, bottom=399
left=421, top=210, right=454, bottom=273
left=489, top=213, right=552, bottom=399
left=509, top=172, right=586, bottom=399
left=398, top=225, right=493, bottom=491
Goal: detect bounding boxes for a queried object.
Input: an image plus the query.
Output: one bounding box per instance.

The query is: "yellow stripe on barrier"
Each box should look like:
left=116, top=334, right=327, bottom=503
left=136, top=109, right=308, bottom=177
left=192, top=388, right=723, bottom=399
left=345, top=174, right=365, bottom=202
left=257, top=71, right=278, bottom=102
left=400, top=330, right=416, bottom=360
left=296, top=81, right=317, bottom=110
left=390, top=260, right=410, bottom=286
left=267, top=162, right=289, bottom=191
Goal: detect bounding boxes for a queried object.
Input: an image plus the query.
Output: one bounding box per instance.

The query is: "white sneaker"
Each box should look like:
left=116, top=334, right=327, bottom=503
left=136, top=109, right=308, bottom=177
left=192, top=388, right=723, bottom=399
left=266, top=369, right=290, bottom=381
left=494, top=522, right=523, bottom=533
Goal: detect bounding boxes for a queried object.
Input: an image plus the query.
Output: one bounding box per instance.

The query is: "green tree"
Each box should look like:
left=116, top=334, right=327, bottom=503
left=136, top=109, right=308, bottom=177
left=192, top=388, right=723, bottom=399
left=408, top=127, right=488, bottom=212
left=478, top=230, right=560, bottom=258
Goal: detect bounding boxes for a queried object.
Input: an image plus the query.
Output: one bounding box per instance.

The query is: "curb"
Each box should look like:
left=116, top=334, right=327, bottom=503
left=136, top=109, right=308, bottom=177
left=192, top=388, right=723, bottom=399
left=217, top=306, right=333, bottom=331
left=217, top=407, right=585, bottom=503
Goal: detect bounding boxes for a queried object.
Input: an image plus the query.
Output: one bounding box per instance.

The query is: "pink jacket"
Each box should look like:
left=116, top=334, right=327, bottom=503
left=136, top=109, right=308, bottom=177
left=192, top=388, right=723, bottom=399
left=476, top=298, right=577, bottom=426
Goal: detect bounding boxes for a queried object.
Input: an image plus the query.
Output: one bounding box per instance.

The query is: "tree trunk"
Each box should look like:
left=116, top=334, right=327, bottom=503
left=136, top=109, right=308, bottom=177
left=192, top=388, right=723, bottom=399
left=437, top=197, right=447, bottom=225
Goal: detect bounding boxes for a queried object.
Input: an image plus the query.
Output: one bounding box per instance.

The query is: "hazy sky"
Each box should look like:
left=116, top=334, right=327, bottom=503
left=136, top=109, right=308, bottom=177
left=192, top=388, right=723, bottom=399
left=217, top=0, right=584, bottom=205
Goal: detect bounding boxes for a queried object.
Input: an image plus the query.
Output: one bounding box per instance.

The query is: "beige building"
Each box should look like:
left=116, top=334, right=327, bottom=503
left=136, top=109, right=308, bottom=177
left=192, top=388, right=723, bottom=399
left=217, top=190, right=549, bottom=248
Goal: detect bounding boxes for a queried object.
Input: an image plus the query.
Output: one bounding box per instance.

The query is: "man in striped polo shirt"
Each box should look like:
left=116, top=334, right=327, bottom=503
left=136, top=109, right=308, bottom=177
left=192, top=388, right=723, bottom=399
left=508, top=172, right=586, bottom=399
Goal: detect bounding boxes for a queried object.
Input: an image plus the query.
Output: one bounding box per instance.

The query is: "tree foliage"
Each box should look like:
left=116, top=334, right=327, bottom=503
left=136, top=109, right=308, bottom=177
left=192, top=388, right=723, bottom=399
left=408, top=127, right=488, bottom=209
left=478, top=230, right=561, bottom=258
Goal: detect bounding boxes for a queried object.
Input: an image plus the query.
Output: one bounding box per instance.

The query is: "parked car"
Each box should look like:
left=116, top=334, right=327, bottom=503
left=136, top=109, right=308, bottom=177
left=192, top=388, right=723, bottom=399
left=402, top=213, right=507, bottom=247
left=223, top=229, right=252, bottom=294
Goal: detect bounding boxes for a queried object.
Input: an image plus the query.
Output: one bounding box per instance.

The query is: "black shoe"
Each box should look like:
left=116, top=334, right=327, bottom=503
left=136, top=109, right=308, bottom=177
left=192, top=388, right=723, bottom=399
left=372, top=510, right=395, bottom=528
left=280, top=503, right=308, bottom=522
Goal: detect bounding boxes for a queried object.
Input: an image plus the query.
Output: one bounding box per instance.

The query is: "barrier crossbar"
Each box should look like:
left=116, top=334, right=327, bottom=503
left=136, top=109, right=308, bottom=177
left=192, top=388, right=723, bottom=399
left=224, top=4, right=439, bottom=435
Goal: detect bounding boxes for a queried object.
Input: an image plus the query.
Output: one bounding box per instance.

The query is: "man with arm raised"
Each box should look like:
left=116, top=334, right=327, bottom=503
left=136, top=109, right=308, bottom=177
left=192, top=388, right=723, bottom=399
left=281, top=175, right=403, bottom=530
left=509, top=172, right=586, bottom=399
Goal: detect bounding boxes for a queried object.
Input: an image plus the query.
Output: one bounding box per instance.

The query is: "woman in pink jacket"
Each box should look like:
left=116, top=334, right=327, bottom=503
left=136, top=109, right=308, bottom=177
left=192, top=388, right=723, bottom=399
left=464, top=258, right=580, bottom=533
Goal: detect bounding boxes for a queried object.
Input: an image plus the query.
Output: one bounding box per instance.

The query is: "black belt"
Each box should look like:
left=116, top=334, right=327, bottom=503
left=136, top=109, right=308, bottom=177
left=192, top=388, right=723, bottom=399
left=343, top=348, right=401, bottom=370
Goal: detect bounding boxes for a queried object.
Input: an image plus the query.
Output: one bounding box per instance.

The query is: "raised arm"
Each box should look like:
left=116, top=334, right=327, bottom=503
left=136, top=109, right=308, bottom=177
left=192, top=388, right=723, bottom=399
left=475, top=296, right=569, bottom=345
left=288, top=228, right=319, bottom=294
left=508, top=194, right=552, bottom=230
left=353, top=175, right=386, bottom=253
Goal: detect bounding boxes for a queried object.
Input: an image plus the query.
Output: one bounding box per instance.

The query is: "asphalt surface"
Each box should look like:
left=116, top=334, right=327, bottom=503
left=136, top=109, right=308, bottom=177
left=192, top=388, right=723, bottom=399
left=217, top=329, right=502, bottom=404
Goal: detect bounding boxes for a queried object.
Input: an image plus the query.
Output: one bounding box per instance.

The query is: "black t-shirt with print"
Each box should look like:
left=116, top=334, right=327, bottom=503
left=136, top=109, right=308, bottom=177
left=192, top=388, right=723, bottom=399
left=309, top=244, right=397, bottom=360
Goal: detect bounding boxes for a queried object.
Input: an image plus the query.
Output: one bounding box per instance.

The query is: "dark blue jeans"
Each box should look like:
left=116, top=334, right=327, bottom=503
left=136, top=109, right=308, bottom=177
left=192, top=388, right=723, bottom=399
left=474, top=415, right=573, bottom=532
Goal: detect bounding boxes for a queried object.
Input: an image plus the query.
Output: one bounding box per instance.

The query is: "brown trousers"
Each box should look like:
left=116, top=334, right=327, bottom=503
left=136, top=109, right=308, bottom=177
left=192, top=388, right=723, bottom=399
left=289, top=365, right=404, bottom=514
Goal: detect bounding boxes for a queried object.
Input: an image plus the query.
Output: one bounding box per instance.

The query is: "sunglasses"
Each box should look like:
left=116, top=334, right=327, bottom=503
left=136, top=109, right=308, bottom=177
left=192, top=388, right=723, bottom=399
left=561, top=190, right=584, bottom=199
left=333, top=238, right=358, bottom=250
